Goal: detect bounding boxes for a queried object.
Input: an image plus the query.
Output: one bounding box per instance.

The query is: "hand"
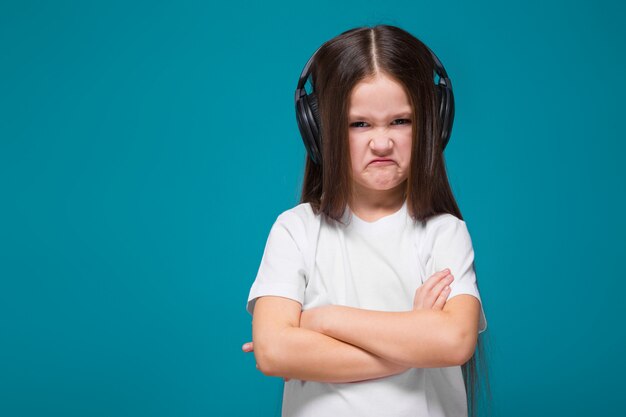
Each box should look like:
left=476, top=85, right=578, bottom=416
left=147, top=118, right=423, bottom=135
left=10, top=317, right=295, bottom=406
left=413, top=268, right=453, bottom=310
left=242, top=342, right=290, bottom=382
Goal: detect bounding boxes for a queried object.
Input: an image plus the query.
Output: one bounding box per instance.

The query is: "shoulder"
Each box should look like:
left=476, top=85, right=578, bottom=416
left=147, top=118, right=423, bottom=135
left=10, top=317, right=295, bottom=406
left=425, top=212, right=466, bottom=229
left=422, top=213, right=472, bottom=246
left=270, top=203, right=321, bottom=249
left=419, top=213, right=477, bottom=276
left=274, top=202, right=320, bottom=230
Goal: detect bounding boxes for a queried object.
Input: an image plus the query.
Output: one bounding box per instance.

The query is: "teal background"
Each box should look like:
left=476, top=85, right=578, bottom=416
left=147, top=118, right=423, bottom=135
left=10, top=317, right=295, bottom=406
left=1, top=0, right=624, bottom=416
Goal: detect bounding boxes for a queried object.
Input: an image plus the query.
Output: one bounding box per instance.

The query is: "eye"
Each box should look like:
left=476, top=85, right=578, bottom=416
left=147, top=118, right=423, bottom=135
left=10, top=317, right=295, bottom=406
left=391, top=118, right=412, bottom=126
left=349, top=121, right=369, bottom=128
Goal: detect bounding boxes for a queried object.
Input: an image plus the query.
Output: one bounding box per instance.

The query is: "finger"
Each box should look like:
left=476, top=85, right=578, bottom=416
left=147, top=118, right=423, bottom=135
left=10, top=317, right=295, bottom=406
left=422, top=269, right=451, bottom=292
left=432, top=274, right=454, bottom=296
left=242, top=342, right=254, bottom=352
left=414, top=270, right=452, bottom=309
left=425, top=274, right=453, bottom=307
left=416, top=269, right=449, bottom=299
left=433, top=285, right=451, bottom=310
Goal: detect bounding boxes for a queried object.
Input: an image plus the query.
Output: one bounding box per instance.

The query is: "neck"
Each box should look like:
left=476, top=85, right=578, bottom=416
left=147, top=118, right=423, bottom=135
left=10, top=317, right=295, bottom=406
left=349, top=181, right=406, bottom=222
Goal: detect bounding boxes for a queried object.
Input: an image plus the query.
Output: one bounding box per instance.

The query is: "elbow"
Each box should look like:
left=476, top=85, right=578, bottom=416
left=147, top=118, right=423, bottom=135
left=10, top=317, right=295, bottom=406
left=253, top=329, right=296, bottom=377
left=253, top=323, right=299, bottom=377
left=448, top=328, right=478, bottom=366
left=253, top=342, right=283, bottom=376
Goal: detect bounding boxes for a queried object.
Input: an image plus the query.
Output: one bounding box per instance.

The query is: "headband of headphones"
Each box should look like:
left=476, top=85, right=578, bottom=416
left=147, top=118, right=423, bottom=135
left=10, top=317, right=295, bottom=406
left=295, top=42, right=455, bottom=165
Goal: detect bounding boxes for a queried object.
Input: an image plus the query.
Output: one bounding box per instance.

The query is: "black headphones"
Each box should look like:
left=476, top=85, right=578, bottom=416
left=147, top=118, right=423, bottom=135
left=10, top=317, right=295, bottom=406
left=295, top=43, right=455, bottom=165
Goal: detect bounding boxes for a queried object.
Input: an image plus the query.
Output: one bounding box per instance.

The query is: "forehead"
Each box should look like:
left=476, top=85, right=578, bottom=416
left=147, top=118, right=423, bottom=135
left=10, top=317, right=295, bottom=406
left=348, top=73, right=412, bottom=117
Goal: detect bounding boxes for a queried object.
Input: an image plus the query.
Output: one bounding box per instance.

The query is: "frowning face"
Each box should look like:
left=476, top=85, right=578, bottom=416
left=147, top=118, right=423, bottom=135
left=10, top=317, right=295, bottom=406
left=347, top=72, right=413, bottom=198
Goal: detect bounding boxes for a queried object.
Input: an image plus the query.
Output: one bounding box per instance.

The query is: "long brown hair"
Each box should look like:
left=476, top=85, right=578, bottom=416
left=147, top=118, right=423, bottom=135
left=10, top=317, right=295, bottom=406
left=299, top=25, right=491, bottom=417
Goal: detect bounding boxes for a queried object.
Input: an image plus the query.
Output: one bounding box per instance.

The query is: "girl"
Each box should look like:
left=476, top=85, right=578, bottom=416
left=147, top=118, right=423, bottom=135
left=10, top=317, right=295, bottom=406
left=244, top=25, right=488, bottom=417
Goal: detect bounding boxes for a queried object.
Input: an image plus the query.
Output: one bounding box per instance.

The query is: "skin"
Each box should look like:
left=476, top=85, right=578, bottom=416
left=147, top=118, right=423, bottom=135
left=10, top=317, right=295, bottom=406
left=347, top=72, right=413, bottom=220
left=242, top=268, right=453, bottom=355
left=243, top=72, right=481, bottom=382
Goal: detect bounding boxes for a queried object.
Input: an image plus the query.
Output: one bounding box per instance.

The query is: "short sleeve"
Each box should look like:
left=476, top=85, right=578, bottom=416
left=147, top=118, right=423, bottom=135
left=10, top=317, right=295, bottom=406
left=430, top=216, right=487, bottom=333
left=246, top=211, right=308, bottom=315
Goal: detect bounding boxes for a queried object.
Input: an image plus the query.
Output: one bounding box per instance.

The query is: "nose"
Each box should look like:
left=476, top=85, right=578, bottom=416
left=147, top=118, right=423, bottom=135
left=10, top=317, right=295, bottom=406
left=369, top=131, right=393, bottom=154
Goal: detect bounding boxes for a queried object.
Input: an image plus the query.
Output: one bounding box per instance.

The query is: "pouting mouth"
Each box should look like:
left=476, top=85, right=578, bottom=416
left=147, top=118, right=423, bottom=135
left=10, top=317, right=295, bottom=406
left=368, top=158, right=395, bottom=165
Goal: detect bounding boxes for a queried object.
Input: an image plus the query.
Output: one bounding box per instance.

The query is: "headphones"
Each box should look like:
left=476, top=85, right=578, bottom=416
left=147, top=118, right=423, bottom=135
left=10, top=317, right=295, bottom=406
left=295, top=43, right=455, bottom=165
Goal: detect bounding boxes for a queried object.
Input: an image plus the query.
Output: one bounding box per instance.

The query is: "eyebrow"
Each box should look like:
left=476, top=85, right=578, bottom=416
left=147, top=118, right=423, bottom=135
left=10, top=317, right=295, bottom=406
left=348, top=111, right=413, bottom=120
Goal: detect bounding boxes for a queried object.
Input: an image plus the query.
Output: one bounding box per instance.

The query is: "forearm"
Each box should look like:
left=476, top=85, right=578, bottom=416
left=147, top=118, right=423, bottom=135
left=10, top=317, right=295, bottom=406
left=310, top=305, right=471, bottom=368
left=254, top=325, right=409, bottom=383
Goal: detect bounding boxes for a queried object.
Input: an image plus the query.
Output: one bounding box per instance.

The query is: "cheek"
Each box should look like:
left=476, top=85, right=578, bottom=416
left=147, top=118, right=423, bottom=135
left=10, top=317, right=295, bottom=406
left=401, top=134, right=413, bottom=162
left=402, top=142, right=412, bottom=159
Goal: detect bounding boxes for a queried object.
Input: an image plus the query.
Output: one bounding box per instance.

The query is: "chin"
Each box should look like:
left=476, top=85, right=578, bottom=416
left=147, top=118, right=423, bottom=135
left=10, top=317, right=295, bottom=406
left=358, top=182, right=406, bottom=192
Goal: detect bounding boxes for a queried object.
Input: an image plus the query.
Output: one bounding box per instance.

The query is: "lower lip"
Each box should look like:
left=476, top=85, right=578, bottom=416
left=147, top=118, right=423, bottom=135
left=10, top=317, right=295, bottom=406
left=369, top=160, right=395, bottom=166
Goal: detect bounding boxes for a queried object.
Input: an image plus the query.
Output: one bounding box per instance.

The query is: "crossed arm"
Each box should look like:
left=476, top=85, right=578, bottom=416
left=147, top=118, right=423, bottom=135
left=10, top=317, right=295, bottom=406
left=246, top=269, right=481, bottom=383
left=251, top=296, right=409, bottom=383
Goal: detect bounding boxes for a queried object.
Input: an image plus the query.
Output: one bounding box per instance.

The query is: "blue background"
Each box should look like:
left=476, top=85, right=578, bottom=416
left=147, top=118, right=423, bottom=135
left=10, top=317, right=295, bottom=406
left=1, top=0, right=624, bottom=416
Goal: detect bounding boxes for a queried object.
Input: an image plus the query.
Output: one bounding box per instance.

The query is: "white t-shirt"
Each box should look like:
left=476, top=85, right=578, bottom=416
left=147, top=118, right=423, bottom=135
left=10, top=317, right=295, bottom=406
left=247, top=199, right=487, bottom=417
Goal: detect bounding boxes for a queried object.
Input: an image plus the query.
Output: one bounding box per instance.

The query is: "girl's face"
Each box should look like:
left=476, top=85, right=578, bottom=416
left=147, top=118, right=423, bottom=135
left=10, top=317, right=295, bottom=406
left=347, top=72, right=413, bottom=198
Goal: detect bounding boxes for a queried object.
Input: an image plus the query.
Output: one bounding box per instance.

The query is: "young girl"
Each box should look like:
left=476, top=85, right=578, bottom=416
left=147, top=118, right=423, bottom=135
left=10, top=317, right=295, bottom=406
left=243, top=25, right=488, bottom=417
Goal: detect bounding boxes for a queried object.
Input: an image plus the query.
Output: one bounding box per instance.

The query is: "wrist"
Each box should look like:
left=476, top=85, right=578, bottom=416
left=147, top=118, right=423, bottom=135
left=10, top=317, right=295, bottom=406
left=317, top=305, right=333, bottom=334
left=303, top=305, right=334, bottom=334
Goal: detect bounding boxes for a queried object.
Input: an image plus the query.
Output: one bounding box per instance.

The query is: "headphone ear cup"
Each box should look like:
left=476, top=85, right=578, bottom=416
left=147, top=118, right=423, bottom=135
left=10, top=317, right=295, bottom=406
left=440, top=86, right=454, bottom=150
left=309, top=93, right=321, bottom=131
left=435, top=85, right=446, bottom=149
left=299, top=92, right=322, bottom=165
left=306, top=93, right=322, bottom=164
